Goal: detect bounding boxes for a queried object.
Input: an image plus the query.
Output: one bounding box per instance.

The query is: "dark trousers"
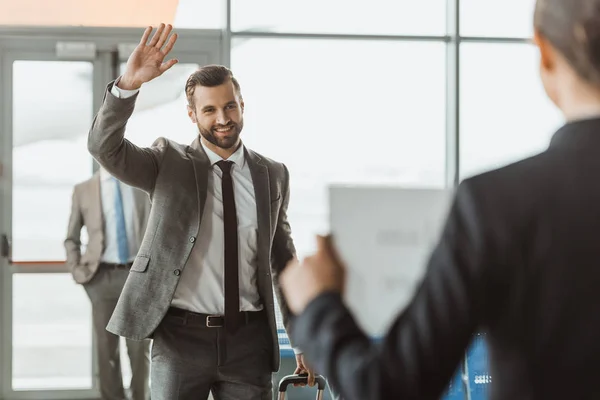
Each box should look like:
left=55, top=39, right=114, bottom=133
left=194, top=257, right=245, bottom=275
left=151, top=308, right=273, bottom=400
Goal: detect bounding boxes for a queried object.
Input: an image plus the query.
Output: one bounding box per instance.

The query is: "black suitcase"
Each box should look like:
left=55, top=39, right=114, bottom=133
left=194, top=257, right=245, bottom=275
left=277, top=373, right=327, bottom=400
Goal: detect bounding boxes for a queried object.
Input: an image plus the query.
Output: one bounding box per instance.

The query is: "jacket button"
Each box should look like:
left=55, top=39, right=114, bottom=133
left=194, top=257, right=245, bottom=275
left=174, top=269, right=181, bottom=276
left=189, top=236, right=196, bottom=243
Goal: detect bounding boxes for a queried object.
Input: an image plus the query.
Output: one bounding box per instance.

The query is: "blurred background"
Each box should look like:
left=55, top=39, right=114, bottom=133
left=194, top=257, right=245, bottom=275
left=0, top=1, right=562, bottom=399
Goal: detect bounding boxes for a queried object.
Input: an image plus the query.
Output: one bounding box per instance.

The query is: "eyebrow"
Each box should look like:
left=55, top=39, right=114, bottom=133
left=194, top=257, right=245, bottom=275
left=201, top=101, right=237, bottom=112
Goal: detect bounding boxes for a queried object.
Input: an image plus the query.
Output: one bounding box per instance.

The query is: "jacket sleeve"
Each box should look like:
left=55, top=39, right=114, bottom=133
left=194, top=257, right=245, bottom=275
left=270, top=164, right=298, bottom=343
left=88, top=80, right=167, bottom=194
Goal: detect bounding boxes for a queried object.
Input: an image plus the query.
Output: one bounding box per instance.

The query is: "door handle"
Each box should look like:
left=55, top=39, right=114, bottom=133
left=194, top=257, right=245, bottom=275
left=1, top=234, right=11, bottom=262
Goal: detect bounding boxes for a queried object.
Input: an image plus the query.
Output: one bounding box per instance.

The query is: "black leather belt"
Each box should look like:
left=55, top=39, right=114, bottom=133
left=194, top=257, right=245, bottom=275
left=167, top=307, right=265, bottom=328
left=100, top=262, right=132, bottom=269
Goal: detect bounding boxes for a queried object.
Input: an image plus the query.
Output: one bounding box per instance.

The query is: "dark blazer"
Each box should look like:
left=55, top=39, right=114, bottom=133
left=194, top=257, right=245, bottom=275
left=292, top=117, right=600, bottom=399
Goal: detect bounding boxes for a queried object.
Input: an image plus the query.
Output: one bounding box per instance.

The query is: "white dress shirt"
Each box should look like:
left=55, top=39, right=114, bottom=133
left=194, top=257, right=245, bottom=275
left=171, top=142, right=262, bottom=314
left=110, top=81, right=138, bottom=98
left=99, top=168, right=139, bottom=263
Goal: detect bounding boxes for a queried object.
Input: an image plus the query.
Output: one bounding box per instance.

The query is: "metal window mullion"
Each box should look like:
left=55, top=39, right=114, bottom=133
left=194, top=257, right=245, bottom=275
left=88, top=51, right=115, bottom=392
left=0, top=49, right=14, bottom=400
left=231, top=30, right=450, bottom=42
left=460, top=36, right=531, bottom=44
left=446, top=0, right=460, bottom=189
left=222, top=0, right=232, bottom=67
left=446, top=0, right=473, bottom=398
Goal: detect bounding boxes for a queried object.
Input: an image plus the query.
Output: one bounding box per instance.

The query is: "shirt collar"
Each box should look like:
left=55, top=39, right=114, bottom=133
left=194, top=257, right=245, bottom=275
left=99, top=168, right=113, bottom=181
left=201, top=139, right=246, bottom=168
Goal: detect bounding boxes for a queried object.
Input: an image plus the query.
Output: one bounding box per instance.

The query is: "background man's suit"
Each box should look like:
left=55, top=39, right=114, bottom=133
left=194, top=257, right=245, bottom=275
left=65, top=169, right=151, bottom=400
left=87, top=80, right=297, bottom=399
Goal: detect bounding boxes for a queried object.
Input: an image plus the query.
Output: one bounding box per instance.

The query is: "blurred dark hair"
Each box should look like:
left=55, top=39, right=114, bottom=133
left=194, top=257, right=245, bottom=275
left=185, top=65, right=242, bottom=108
left=535, top=0, right=600, bottom=85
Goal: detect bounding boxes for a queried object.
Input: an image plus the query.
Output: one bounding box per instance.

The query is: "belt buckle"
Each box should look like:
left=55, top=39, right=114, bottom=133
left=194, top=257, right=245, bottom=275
left=206, top=315, right=223, bottom=328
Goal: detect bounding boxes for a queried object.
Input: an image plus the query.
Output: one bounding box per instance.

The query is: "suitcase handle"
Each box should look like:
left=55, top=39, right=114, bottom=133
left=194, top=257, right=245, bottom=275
left=278, top=373, right=327, bottom=392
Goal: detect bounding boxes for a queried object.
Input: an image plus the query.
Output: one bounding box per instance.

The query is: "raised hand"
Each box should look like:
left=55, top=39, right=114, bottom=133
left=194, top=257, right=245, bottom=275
left=119, top=23, right=179, bottom=90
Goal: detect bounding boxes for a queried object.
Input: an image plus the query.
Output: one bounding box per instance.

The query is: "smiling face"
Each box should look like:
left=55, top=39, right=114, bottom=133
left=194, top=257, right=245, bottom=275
left=185, top=66, right=245, bottom=155
left=188, top=79, right=244, bottom=150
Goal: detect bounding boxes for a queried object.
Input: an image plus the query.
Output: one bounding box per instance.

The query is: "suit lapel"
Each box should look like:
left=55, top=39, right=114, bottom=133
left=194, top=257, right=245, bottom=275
left=245, top=148, right=271, bottom=266
left=188, top=139, right=271, bottom=266
left=188, top=138, right=210, bottom=226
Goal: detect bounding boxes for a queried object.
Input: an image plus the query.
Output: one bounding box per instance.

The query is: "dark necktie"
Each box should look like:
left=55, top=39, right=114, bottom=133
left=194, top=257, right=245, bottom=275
left=216, top=160, right=242, bottom=333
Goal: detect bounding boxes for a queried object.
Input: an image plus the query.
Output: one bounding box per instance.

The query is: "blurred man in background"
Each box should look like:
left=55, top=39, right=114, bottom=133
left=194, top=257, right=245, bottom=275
left=65, top=167, right=151, bottom=400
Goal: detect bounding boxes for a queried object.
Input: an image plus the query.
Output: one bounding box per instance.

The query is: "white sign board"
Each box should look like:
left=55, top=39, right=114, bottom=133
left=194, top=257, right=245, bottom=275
left=329, top=185, right=453, bottom=337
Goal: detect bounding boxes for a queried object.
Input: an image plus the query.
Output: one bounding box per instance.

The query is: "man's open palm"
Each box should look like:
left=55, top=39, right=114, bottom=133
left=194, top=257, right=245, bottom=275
left=120, top=23, right=179, bottom=90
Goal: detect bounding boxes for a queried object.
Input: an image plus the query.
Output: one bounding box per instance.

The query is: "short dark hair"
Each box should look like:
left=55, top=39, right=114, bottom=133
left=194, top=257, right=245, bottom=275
left=535, top=0, right=600, bottom=85
left=185, top=65, right=242, bottom=108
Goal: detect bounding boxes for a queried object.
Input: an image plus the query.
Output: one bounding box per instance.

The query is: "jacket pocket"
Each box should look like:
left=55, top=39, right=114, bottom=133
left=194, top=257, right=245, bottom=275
left=130, top=255, right=150, bottom=273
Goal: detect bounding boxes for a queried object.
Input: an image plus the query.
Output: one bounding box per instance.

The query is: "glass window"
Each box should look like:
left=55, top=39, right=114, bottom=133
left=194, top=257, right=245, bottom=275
left=459, top=43, right=564, bottom=180
left=173, top=0, right=224, bottom=29
left=120, top=63, right=200, bottom=148
left=12, top=273, right=93, bottom=390
left=232, top=0, right=447, bottom=36
left=232, top=39, right=447, bottom=258
left=12, top=61, right=94, bottom=262
left=0, top=0, right=223, bottom=29
left=460, top=0, right=536, bottom=38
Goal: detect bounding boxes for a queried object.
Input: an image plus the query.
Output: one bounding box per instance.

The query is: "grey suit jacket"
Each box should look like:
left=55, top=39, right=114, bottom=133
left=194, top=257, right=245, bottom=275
left=64, top=172, right=151, bottom=284
left=87, top=81, right=297, bottom=372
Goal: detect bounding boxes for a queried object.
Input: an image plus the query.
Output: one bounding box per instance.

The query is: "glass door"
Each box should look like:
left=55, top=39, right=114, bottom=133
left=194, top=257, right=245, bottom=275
left=0, top=46, right=108, bottom=400
left=0, top=26, right=222, bottom=400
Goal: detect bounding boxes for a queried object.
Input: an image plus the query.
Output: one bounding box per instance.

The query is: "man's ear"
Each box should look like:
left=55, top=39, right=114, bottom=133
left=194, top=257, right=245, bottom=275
left=534, top=29, right=555, bottom=72
left=187, top=105, right=197, bottom=123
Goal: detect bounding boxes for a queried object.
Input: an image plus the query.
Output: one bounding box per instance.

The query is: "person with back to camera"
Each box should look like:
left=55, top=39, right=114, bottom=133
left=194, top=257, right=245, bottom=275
left=280, top=0, right=600, bottom=398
